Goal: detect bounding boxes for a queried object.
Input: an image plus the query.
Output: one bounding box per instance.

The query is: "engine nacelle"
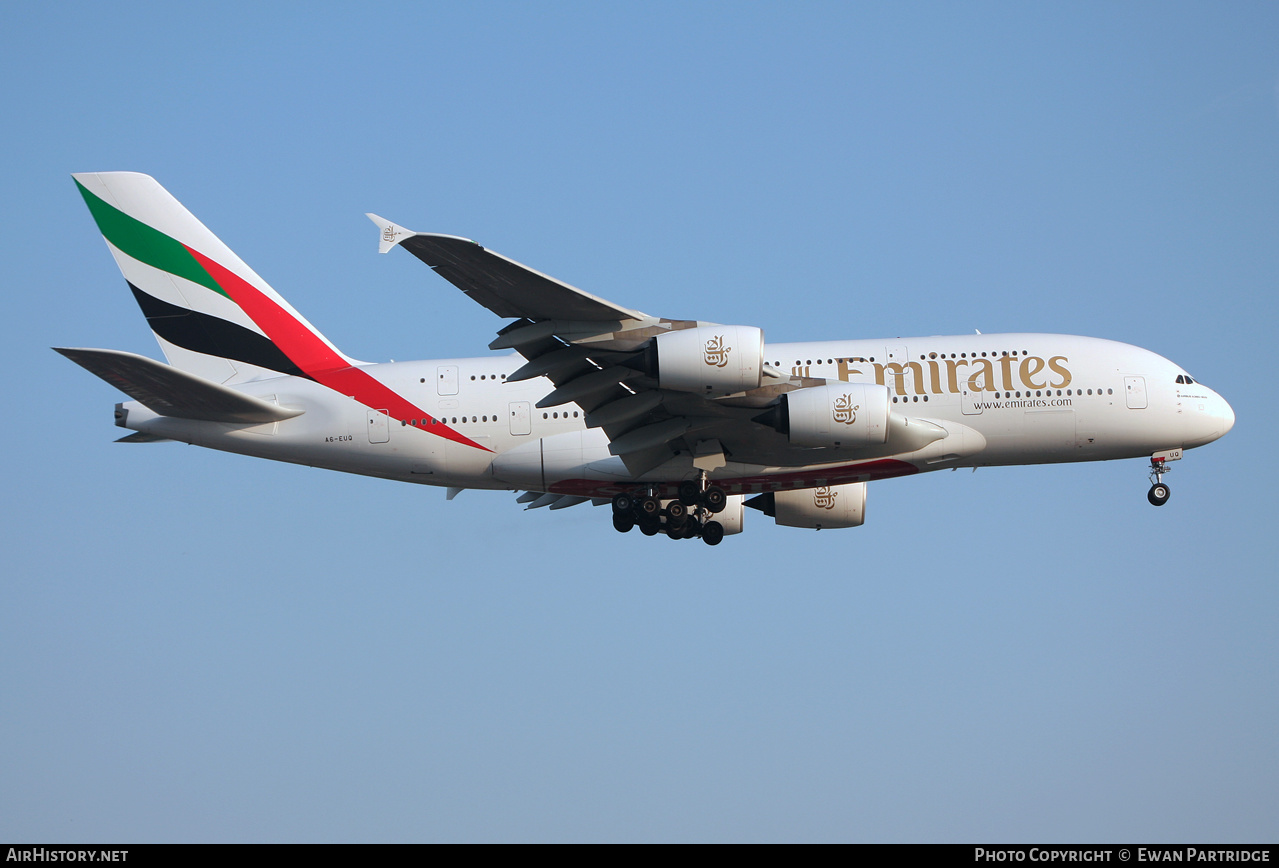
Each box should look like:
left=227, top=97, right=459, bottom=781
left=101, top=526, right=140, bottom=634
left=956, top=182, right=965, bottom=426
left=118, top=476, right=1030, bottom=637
left=781, top=383, right=890, bottom=448
left=655, top=325, right=764, bottom=396
left=746, top=483, right=867, bottom=530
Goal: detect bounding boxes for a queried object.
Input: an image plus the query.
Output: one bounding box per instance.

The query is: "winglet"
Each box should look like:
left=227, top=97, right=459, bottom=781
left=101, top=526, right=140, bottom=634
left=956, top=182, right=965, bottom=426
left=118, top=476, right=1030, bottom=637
left=366, top=213, right=416, bottom=254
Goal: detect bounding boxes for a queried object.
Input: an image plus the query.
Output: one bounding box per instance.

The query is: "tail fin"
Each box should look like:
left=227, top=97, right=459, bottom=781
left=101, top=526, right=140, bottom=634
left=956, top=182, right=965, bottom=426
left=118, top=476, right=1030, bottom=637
left=73, top=172, right=357, bottom=384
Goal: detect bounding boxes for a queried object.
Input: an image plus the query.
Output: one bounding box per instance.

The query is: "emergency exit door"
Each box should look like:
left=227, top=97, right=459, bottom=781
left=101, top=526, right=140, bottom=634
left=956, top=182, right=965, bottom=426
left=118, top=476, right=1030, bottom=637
left=1124, top=376, right=1148, bottom=409
left=437, top=365, right=459, bottom=396
left=509, top=401, right=531, bottom=436
left=367, top=409, right=389, bottom=443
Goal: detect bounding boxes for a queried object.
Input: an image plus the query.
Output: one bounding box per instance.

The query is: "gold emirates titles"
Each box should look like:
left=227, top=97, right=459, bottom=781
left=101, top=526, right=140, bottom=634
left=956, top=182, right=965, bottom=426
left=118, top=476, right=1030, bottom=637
left=834, top=354, right=1072, bottom=396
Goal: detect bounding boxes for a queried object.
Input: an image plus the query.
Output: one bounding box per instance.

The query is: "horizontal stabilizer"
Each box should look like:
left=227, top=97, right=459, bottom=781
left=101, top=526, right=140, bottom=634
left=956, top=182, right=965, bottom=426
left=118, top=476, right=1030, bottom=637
left=55, top=347, right=304, bottom=424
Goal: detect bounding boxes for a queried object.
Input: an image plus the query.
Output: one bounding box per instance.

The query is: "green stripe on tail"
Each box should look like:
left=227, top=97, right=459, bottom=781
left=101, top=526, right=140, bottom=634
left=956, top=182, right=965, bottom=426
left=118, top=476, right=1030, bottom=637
left=75, top=179, right=229, bottom=299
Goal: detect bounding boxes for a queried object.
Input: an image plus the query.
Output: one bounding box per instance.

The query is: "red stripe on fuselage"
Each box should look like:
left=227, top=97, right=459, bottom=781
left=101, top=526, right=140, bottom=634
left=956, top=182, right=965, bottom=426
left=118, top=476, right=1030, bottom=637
left=185, top=246, right=490, bottom=452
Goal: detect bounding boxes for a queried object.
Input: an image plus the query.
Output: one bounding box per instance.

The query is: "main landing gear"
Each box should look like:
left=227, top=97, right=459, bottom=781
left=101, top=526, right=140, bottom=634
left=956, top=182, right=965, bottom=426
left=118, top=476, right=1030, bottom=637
left=611, top=472, right=728, bottom=545
left=1147, top=456, right=1171, bottom=507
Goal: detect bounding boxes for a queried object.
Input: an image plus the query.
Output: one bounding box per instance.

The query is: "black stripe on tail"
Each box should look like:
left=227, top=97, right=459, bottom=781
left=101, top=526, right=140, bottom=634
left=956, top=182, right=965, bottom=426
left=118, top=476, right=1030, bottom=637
left=129, top=282, right=306, bottom=378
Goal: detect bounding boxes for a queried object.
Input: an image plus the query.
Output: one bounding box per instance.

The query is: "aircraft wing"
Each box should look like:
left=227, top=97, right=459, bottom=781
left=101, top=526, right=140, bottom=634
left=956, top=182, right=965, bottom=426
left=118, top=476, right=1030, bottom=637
left=368, top=216, right=821, bottom=473
left=367, top=217, right=646, bottom=323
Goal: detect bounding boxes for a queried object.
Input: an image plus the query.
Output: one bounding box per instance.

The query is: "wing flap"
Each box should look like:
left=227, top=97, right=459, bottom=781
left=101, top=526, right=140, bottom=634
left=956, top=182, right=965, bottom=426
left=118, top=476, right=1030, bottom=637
left=55, top=347, right=304, bottom=424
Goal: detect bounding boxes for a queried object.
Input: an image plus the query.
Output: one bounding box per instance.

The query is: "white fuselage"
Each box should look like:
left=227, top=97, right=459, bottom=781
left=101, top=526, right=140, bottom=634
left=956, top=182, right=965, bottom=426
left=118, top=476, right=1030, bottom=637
left=116, top=333, right=1234, bottom=499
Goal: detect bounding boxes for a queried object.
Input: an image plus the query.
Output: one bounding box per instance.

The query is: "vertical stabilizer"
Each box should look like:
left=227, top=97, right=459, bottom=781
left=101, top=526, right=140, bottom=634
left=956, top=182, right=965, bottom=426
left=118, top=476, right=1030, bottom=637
left=73, top=172, right=357, bottom=383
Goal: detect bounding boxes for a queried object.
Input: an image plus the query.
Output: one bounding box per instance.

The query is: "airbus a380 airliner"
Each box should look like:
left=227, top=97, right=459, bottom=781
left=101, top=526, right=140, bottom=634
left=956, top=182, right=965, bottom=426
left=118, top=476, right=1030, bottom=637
left=59, top=173, right=1234, bottom=545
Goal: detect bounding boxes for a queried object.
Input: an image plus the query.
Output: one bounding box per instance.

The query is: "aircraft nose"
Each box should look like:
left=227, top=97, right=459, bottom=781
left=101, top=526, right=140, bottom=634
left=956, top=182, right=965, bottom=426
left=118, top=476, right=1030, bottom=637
left=1218, top=396, right=1235, bottom=437
left=1180, top=389, right=1234, bottom=448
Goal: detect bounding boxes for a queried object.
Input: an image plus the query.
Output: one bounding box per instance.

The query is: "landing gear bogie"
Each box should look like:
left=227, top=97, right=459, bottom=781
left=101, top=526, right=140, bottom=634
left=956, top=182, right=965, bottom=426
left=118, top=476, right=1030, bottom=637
left=610, top=477, right=730, bottom=544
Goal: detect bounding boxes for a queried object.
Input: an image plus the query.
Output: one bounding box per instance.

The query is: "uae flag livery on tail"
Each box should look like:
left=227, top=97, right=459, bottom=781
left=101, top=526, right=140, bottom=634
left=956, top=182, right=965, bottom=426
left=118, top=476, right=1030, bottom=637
left=71, top=172, right=486, bottom=450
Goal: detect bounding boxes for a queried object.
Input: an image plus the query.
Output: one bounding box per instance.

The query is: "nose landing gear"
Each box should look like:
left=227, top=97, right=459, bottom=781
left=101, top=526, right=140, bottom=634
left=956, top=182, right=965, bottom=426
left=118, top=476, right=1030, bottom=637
left=1147, top=455, right=1172, bottom=506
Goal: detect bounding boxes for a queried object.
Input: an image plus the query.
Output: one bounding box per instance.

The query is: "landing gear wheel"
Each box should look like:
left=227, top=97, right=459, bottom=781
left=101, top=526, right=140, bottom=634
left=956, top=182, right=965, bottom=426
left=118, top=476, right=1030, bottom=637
left=639, top=517, right=661, bottom=536
left=1147, top=483, right=1170, bottom=506
left=612, top=493, right=635, bottom=515
left=703, top=486, right=727, bottom=514
left=665, top=501, right=687, bottom=525
left=638, top=496, right=661, bottom=518
left=666, top=523, right=687, bottom=540
left=701, top=520, right=725, bottom=546
left=678, top=480, right=701, bottom=506
left=612, top=513, right=635, bottom=533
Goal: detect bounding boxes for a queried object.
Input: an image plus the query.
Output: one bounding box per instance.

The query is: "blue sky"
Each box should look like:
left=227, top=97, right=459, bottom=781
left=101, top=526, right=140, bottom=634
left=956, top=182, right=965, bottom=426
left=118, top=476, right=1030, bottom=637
left=2, top=2, right=1276, bottom=842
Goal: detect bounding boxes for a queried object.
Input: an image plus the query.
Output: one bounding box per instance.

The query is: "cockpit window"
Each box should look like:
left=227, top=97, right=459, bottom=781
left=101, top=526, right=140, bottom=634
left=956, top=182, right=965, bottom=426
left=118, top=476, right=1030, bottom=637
left=1176, top=374, right=1197, bottom=385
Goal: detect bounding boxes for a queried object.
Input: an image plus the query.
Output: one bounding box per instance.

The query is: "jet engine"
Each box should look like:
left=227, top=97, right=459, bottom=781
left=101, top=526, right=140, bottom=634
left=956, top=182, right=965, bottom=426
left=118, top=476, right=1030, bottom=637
left=653, top=325, right=764, bottom=396
left=760, top=383, right=891, bottom=448
left=746, top=483, right=867, bottom=530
